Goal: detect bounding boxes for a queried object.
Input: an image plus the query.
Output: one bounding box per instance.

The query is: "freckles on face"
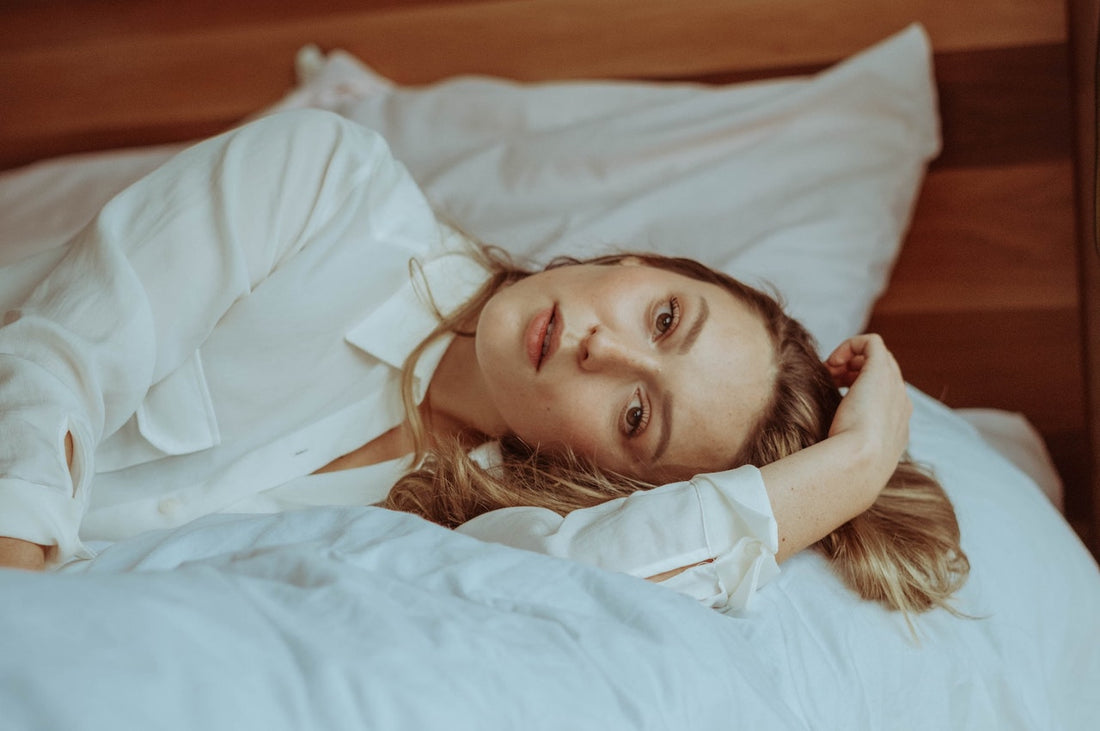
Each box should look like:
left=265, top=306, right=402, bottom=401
left=473, top=261, right=777, bottom=478
left=502, top=378, right=620, bottom=463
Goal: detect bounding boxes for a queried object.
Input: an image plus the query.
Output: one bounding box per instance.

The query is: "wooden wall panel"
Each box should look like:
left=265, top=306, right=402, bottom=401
left=867, top=309, right=1085, bottom=433
left=932, top=44, right=1074, bottom=168
left=0, top=0, right=1069, bottom=60
left=877, top=163, right=1079, bottom=314
left=1068, top=0, right=1100, bottom=554
left=0, top=0, right=1070, bottom=170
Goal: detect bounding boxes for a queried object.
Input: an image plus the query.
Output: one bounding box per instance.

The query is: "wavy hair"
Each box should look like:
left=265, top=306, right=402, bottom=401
left=382, top=246, right=969, bottom=616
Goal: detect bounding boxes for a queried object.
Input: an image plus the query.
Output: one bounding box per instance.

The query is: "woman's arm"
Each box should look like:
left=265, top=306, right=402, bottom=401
left=649, top=334, right=908, bottom=576
left=762, top=333, right=910, bottom=562
left=0, top=538, right=47, bottom=571
left=0, top=110, right=429, bottom=567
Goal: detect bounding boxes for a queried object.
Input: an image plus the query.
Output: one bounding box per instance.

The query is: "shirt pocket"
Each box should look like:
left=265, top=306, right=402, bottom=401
left=97, top=350, right=222, bottom=472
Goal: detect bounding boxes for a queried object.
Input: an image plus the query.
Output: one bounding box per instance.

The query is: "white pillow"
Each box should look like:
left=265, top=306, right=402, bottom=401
left=0, top=25, right=937, bottom=354
left=270, top=24, right=939, bottom=353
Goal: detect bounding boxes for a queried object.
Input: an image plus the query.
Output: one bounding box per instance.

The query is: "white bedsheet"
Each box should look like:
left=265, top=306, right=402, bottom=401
left=2, top=389, right=1097, bottom=730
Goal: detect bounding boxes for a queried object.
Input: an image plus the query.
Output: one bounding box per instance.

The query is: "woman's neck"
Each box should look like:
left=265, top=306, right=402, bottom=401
left=315, top=334, right=504, bottom=474
left=425, top=334, right=508, bottom=440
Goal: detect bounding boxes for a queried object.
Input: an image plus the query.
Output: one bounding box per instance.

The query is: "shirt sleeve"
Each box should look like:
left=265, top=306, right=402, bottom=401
left=0, top=109, right=427, bottom=562
left=455, top=465, right=781, bottom=611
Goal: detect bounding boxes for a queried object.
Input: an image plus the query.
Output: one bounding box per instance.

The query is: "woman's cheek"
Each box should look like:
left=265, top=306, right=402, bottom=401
left=538, top=401, right=605, bottom=454
left=501, top=385, right=570, bottom=445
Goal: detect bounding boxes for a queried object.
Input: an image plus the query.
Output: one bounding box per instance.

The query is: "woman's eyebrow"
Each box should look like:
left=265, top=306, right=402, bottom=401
left=654, top=296, right=708, bottom=463
left=677, top=296, right=709, bottom=355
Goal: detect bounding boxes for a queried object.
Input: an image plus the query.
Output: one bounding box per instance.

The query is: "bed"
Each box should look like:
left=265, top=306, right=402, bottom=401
left=1, top=1, right=1098, bottom=729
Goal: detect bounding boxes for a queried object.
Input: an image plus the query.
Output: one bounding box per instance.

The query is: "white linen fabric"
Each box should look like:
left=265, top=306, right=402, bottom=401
left=0, top=390, right=1095, bottom=731
left=957, top=407, right=1065, bottom=509
left=0, top=109, right=455, bottom=558
left=0, top=109, right=778, bottom=608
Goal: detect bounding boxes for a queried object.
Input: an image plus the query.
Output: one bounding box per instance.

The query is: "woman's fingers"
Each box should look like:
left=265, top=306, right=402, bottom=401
left=826, top=333, right=881, bottom=365
left=825, top=334, right=884, bottom=387
left=825, top=334, right=911, bottom=455
left=828, top=355, right=867, bottom=383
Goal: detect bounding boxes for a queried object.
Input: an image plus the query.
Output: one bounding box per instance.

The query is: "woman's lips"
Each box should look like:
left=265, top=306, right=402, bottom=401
left=526, top=305, right=558, bottom=371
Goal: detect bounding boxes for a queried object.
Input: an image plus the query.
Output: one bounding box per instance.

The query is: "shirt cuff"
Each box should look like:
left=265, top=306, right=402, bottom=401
left=658, top=467, right=781, bottom=611
left=0, top=477, right=94, bottom=566
left=456, top=464, right=781, bottom=612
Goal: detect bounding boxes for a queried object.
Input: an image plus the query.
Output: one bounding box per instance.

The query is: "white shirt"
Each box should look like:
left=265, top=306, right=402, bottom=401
left=0, top=109, right=778, bottom=610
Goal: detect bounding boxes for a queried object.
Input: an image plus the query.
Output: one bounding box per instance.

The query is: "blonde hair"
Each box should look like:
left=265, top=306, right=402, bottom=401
left=382, top=247, right=969, bottom=615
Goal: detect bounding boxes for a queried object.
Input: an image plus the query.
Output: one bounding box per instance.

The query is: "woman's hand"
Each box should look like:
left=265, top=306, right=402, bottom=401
left=761, top=334, right=911, bottom=562
left=0, top=537, right=48, bottom=571
left=824, top=334, right=912, bottom=476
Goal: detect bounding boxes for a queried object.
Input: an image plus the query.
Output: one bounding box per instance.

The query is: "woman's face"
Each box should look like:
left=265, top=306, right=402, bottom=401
left=474, top=260, right=777, bottom=482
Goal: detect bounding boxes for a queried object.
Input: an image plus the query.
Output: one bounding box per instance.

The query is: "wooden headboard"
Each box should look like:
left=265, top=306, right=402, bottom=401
left=1, top=0, right=1096, bottom=556
left=1070, top=0, right=1100, bottom=556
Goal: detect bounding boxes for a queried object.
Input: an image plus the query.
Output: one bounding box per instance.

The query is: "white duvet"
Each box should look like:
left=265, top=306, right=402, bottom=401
left=2, top=391, right=1097, bottom=730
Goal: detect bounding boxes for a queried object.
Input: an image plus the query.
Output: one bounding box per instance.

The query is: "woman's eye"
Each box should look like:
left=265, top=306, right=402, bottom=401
left=622, top=391, right=650, bottom=437
left=654, top=297, right=680, bottom=337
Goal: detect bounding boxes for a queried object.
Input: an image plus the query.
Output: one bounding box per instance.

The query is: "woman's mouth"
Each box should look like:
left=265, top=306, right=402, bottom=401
left=526, top=304, right=559, bottom=371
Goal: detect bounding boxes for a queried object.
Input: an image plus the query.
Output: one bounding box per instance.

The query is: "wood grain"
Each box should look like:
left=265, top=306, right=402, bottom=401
left=0, top=0, right=1068, bottom=59
left=867, top=308, right=1085, bottom=433
left=0, top=0, right=1069, bottom=170
left=1068, top=0, right=1099, bottom=555
left=932, top=44, right=1073, bottom=168
left=876, top=162, right=1079, bottom=314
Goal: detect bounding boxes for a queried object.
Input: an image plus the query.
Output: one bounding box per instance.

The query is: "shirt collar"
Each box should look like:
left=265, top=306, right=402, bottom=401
left=345, top=247, right=490, bottom=403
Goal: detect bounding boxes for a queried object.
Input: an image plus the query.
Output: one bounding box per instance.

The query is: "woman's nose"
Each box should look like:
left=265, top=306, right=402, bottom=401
left=578, top=327, right=658, bottom=374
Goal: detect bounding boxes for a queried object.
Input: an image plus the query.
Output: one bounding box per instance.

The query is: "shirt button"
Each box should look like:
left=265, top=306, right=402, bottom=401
left=158, top=498, right=182, bottom=517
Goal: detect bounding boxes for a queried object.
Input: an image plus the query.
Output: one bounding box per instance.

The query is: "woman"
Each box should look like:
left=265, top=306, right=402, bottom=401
left=0, top=110, right=966, bottom=614
left=387, top=247, right=968, bottom=614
